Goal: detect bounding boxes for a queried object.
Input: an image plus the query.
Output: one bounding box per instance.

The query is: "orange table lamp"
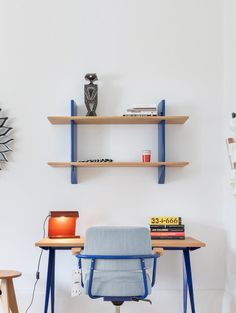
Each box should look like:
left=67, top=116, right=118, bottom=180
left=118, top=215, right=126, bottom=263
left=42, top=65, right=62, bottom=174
left=48, top=211, right=80, bottom=238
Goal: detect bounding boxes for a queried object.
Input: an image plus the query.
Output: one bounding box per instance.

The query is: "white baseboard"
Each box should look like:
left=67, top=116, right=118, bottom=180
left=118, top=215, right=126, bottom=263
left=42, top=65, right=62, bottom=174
left=222, top=290, right=236, bottom=313
left=14, top=289, right=224, bottom=313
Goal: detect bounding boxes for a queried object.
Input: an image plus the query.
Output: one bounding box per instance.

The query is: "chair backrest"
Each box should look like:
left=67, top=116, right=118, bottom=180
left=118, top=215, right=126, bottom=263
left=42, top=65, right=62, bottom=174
left=83, top=226, right=152, bottom=271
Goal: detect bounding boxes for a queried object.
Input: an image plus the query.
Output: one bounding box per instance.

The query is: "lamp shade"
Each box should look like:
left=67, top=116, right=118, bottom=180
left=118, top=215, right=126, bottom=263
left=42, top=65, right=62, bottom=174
left=48, top=211, right=80, bottom=238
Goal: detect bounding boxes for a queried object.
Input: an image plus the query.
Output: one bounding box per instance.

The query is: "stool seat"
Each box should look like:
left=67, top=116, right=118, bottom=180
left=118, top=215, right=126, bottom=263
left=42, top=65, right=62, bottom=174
left=0, top=271, right=22, bottom=280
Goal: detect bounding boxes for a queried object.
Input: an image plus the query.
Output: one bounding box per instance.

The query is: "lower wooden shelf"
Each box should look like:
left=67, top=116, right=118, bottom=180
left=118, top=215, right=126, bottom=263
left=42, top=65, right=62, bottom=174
left=48, top=161, right=189, bottom=168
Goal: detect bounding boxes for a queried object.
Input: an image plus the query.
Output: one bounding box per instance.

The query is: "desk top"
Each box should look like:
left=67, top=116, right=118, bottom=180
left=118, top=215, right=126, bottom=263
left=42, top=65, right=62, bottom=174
left=35, top=237, right=206, bottom=249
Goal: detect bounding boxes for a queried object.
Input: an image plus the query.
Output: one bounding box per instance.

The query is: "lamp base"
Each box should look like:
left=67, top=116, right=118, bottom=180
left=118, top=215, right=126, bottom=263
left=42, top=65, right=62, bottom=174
left=49, top=235, right=80, bottom=239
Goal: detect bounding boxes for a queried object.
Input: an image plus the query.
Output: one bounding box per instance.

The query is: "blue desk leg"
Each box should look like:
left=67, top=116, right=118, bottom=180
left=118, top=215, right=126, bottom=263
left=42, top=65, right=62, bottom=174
left=51, top=249, right=55, bottom=313
left=184, top=249, right=196, bottom=313
left=44, top=248, right=55, bottom=313
left=183, top=252, right=188, bottom=313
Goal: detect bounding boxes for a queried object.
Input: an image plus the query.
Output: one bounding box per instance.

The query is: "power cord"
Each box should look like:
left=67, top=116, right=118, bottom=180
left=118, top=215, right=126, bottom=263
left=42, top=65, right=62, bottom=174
left=25, top=214, right=50, bottom=313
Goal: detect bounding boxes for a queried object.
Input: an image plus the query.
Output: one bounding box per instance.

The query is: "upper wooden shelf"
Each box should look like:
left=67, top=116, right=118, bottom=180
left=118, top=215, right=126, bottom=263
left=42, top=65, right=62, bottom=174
left=47, top=116, right=189, bottom=125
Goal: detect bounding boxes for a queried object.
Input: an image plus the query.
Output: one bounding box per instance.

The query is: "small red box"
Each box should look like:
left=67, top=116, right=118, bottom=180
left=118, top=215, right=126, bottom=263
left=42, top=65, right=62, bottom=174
left=142, top=150, right=151, bottom=162
left=48, top=211, right=80, bottom=238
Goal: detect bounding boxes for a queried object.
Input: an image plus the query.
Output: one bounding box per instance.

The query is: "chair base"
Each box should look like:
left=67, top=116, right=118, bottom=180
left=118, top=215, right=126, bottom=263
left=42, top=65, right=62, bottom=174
left=112, top=301, right=124, bottom=306
left=115, top=306, right=120, bottom=313
left=112, top=301, right=123, bottom=313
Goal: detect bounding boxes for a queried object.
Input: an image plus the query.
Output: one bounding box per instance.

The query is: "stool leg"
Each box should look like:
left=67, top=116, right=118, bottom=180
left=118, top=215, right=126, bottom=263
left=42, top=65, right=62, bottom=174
left=0, top=279, right=10, bottom=313
left=7, top=279, right=19, bottom=313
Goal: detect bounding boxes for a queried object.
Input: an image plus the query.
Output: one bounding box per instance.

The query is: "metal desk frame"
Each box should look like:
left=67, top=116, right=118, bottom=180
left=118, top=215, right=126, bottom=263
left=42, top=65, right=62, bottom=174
left=39, top=244, right=202, bottom=313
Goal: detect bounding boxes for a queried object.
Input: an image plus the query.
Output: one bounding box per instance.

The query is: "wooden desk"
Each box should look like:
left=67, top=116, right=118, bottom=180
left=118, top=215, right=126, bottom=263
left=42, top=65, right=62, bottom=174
left=35, top=236, right=205, bottom=249
left=35, top=237, right=205, bottom=313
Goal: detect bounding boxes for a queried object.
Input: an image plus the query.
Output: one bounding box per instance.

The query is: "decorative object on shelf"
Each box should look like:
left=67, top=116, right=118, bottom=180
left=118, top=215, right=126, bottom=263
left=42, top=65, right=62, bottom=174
left=48, top=211, right=80, bottom=238
left=142, top=150, right=151, bottom=162
left=78, top=159, right=113, bottom=163
left=123, top=106, right=157, bottom=116
left=84, top=73, right=98, bottom=116
left=0, top=108, right=13, bottom=169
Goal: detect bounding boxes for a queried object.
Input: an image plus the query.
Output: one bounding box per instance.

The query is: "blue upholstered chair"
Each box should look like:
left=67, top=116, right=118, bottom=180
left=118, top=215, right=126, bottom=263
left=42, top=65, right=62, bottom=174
left=75, top=226, right=161, bottom=312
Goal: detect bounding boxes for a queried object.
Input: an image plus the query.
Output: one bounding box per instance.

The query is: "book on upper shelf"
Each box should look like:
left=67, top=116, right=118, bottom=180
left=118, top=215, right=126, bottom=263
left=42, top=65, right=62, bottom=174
left=128, top=109, right=157, bottom=112
left=123, top=106, right=157, bottom=116
left=123, top=114, right=157, bottom=116
left=128, top=106, right=156, bottom=111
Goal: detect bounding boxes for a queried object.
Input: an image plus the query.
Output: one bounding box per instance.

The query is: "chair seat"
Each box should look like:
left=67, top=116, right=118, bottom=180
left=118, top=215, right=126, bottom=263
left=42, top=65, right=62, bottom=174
left=84, top=270, right=151, bottom=297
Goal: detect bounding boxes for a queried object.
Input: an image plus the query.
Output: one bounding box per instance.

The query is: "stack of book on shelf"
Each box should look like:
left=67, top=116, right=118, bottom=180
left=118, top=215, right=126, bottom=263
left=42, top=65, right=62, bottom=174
left=123, top=106, right=157, bottom=116
left=150, top=216, right=185, bottom=240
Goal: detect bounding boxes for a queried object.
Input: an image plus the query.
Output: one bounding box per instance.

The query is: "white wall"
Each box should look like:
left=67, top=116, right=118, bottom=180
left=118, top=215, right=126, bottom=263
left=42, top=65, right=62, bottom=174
left=0, top=1, right=224, bottom=313
left=222, top=0, right=236, bottom=312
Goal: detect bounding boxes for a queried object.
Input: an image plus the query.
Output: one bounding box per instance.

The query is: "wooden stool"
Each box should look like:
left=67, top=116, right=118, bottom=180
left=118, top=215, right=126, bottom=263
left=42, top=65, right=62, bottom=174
left=0, top=270, right=21, bottom=313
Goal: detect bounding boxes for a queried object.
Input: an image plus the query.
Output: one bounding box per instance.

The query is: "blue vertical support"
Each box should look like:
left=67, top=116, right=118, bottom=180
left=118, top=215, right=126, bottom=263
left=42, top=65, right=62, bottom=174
left=71, top=100, right=77, bottom=184
left=158, top=99, right=166, bottom=183
left=183, top=252, right=188, bottom=313
left=44, top=248, right=55, bottom=313
left=184, top=249, right=196, bottom=313
left=51, top=249, right=55, bottom=313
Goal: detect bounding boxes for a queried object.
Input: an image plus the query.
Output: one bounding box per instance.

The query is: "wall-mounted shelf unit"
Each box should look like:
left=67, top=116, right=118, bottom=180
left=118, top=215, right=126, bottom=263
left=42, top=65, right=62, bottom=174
left=47, top=99, right=189, bottom=184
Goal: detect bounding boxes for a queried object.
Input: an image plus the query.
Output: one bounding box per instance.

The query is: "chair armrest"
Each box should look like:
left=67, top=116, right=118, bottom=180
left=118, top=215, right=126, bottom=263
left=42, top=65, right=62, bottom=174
left=76, top=254, right=159, bottom=259
left=72, top=249, right=163, bottom=256
left=71, top=247, right=82, bottom=255
left=153, top=248, right=164, bottom=256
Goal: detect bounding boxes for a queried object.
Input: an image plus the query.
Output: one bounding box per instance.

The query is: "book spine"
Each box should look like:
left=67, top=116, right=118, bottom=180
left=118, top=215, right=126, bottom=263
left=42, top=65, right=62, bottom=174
left=127, top=108, right=156, bottom=112
left=127, top=110, right=157, bottom=113
left=150, top=226, right=185, bottom=232
left=150, top=232, right=185, bottom=237
left=150, top=224, right=184, bottom=228
left=151, top=236, right=185, bottom=240
left=150, top=216, right=182, bottom=226
left=123, top=114, right=157, bottom=116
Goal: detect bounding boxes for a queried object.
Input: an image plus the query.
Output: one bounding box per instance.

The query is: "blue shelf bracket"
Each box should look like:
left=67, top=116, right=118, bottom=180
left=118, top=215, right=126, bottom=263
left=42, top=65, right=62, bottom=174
left=70, top=100, right=78, bottom=184
left=157, top=100, right=166, bottom=184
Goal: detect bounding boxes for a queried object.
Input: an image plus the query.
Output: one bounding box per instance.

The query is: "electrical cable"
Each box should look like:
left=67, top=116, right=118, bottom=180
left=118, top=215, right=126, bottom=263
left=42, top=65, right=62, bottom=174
left=24, top=214, right=50, bottom=313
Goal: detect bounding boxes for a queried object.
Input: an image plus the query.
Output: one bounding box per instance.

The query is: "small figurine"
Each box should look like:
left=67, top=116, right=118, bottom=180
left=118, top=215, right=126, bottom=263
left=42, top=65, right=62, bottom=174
left=84, top=73, right=98, bottom=116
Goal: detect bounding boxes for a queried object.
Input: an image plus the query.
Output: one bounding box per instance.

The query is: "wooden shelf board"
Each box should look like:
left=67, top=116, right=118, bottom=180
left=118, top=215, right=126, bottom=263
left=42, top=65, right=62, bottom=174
left=48, top=161, right=189, bottom=168
left=48, top=116, right=189, bottom=125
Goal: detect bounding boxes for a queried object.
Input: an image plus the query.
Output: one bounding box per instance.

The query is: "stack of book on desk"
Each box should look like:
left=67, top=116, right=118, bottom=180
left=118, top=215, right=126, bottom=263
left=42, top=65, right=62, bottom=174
left=123, top=106, right=157, bottom=116
left=150, top=216, right=185, bottom=240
